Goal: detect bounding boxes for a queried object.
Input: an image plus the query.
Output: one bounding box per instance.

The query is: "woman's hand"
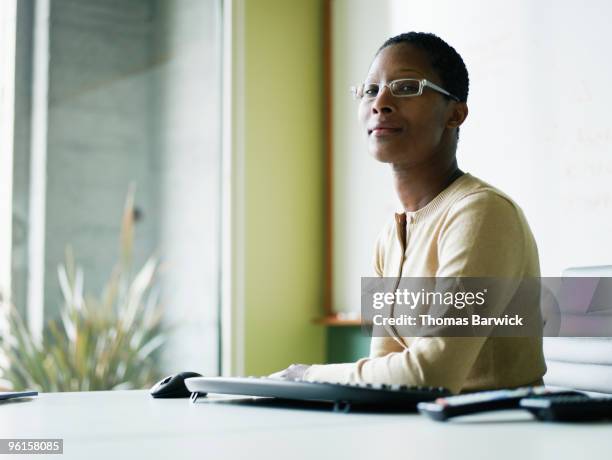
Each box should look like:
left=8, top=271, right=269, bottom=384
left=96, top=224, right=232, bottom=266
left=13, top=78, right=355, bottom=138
left=268, top=364, right=311, bottom=380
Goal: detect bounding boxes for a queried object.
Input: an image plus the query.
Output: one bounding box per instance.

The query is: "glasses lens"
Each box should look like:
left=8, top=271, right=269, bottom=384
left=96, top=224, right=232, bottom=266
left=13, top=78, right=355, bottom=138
left=362, top=83, right=379, bottom=98
left=391, top=79, right=421, bottom=97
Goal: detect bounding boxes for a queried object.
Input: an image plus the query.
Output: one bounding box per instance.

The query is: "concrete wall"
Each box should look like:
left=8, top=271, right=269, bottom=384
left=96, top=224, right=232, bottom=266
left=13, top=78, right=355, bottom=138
left=45, top=0, right=158, bottom=317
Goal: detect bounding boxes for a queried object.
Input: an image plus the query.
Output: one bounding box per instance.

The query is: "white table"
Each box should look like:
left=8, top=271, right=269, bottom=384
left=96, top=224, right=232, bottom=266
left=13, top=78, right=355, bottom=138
left=1, top=390, right=610, bottom=459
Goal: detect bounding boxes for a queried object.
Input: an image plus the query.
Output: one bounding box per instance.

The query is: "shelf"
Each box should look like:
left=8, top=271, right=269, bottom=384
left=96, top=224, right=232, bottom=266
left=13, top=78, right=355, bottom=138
left=314, top=314, right=368, bottom=326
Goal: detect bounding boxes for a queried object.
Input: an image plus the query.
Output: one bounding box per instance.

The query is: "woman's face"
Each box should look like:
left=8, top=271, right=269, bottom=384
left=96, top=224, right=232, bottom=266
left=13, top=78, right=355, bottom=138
left=358, top=43, right=463, bottom=166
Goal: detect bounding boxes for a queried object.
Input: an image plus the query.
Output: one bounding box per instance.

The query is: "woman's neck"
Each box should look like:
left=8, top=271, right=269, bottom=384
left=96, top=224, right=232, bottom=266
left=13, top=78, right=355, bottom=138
left=392, top=157, right=463, bottom=213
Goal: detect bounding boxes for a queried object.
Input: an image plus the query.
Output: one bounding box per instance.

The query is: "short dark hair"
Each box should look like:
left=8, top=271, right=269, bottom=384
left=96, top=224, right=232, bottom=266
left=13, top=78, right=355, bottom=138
left=378, top=32, right=469, bottom=103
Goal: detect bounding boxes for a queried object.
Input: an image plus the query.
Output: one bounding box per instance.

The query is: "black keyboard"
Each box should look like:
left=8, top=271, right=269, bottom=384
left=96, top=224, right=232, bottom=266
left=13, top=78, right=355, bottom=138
left=520, top=394, right=612, bottom=422
left=185, top=377, right=450, bottom=411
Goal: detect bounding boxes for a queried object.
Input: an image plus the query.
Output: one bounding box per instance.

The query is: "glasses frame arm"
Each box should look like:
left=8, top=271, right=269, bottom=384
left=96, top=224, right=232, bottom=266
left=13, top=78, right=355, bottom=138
left=422, top=79, right=460, bottom=102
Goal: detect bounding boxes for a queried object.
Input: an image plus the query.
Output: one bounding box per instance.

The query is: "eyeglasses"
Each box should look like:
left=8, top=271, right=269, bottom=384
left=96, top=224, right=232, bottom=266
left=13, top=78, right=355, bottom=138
left=351, top=78, right=460, bottom=102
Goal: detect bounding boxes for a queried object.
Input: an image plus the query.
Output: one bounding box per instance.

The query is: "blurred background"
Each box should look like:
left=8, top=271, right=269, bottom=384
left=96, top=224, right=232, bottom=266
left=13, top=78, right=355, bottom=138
left=1, top=0, right=611, bottom=391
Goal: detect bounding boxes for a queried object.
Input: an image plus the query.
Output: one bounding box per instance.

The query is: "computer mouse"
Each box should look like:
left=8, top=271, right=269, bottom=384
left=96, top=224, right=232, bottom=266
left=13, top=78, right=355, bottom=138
left=149, top=371, right=203, bottom=398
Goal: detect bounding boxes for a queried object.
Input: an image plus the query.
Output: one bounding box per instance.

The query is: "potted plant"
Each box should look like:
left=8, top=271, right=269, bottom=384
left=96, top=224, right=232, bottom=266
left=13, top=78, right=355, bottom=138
left=0, top=188, right=168, bottom=391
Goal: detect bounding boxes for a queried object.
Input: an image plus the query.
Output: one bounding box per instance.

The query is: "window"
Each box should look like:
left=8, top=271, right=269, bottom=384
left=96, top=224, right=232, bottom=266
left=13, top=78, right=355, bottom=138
left=2, top=0, right=222, bottom=390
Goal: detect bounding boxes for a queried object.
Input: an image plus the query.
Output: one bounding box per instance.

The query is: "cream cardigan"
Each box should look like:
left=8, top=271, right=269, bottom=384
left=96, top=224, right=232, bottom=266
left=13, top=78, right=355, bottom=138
left=303, top=173, right=546, bottom=394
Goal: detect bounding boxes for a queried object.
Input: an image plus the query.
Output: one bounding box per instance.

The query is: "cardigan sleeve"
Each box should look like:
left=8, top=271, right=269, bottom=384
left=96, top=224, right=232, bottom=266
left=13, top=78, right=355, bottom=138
left=302, top=191, right=529, bottom=394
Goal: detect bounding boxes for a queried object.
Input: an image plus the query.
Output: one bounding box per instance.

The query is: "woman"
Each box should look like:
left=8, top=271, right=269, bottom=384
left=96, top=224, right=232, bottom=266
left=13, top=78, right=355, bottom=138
left=272, top=32, right=546, bottom=394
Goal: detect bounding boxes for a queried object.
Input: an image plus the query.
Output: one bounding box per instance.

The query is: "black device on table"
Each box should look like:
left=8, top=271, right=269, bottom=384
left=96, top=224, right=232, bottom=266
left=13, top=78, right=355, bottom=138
left=415, top=386, right=612, bottom=422
left=0, top=391, right=38, bottom=401
left=520, top=394, right=612, bottom=421
left=150, top=372, right=203, bottom=398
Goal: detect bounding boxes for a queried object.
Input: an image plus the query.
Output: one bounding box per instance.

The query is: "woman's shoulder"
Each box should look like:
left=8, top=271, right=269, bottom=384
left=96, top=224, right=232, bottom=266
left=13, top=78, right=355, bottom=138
left=449, top=173, right=525, bottom=217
